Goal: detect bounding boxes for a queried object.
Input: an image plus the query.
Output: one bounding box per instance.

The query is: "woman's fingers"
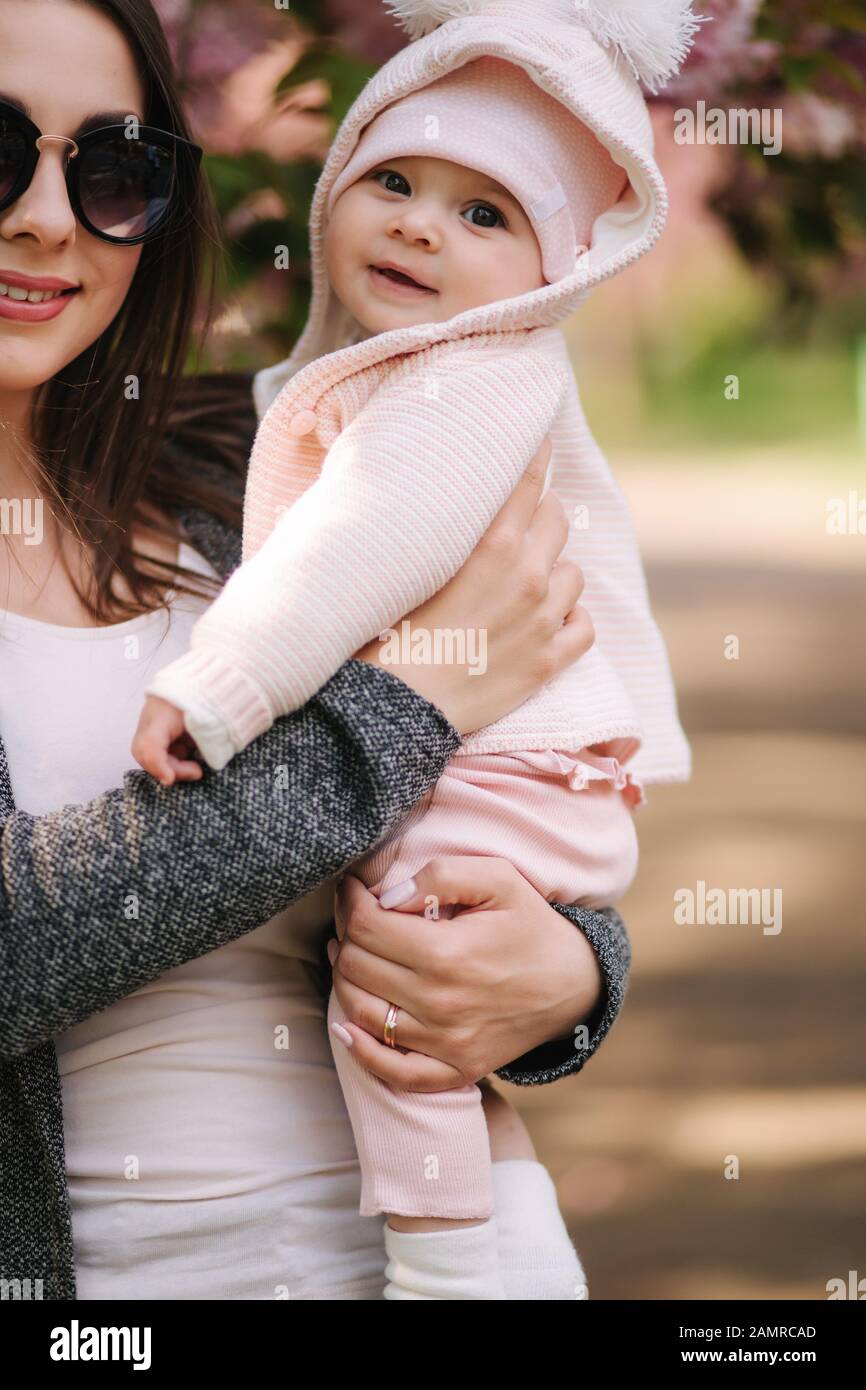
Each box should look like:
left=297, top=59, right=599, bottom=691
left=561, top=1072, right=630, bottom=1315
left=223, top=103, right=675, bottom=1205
left=335, top=874, right=444, bottom=972
left=555, top=600, right=596, bottom=665
left=334, top=872, right=369, bottom=943
left=330, top=1011, right=465, bottom=1092
left=527, top=487, right=570, bottom=575
left=483, top=435, right=552, bottom=540
left=377, top=855, right=518, bottom=917
left=336, top=860, right=513, bottom=960
left=329, top=945, right=467, bottom=1090
left=331, top=860, right=583, bottom=1090
left=331, top=864, right=516, bottom=1089
left=330, top=966, right=427, bottom=1053
left=546, top=559, right=585, bottom=624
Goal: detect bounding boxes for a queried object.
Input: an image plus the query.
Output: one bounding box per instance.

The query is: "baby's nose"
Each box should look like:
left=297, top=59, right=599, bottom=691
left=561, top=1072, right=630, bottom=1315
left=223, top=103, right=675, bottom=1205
left=389, top=211, right=441, bottom=250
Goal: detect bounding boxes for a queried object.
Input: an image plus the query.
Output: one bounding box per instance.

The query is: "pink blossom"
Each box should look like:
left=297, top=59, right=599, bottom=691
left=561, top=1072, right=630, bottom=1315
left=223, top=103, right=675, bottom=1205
left=324, top=0, right=407, bottom=63
left=780, top=92, right=862, bottom=159
left=152, top=0, right=286, bottom=84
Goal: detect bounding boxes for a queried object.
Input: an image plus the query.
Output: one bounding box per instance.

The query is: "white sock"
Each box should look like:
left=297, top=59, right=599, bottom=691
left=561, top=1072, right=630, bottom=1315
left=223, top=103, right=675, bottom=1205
left=492, top=1159, right=589, bottom=1301
left=383, top=1217, right=507, bottom=1300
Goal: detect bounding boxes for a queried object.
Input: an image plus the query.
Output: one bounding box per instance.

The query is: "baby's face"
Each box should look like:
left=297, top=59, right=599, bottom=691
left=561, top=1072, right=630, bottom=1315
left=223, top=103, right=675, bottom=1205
left=324, top=156, right=545, bottom=333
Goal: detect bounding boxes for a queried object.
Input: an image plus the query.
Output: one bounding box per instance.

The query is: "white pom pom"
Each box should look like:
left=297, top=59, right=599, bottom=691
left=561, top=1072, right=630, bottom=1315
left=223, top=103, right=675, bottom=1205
left=384, top=0, right=488, bottom=43
left=577, top=0, right=706, bottom=94
left=383, top=0, right=705, bottom=94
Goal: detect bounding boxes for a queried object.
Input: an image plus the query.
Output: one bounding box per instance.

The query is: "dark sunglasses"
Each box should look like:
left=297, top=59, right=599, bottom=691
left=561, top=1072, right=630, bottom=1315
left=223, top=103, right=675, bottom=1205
left=0, top=98, right=203, bottom=246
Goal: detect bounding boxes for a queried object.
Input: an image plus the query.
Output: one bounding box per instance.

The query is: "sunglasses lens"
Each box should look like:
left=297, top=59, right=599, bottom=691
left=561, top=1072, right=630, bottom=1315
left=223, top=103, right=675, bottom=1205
left=0, top=112, right=27, bottom=204
left=78, top=134, right=175, bottom=240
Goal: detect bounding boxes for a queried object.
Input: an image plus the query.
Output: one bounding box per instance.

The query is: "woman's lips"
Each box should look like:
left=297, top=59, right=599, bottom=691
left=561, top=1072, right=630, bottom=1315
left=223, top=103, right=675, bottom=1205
left=0, top=270, right=81, bottom=323
left=0, top=285, right=79, bottom=323
left=369, top=265, right=437, bottom=299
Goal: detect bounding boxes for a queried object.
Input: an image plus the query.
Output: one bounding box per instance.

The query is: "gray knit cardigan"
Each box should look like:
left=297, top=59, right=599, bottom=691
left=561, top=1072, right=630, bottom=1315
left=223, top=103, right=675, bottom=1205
left=0, top=462, right=631, bottom=1302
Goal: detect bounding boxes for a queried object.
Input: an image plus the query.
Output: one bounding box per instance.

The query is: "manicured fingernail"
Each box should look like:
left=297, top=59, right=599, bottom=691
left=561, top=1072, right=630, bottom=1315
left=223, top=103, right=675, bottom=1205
left=326, top=938, right=339, bottom=965
left=330, top=1022, right=353, bottom=1048
left=380, top=878, right=418, bottom=910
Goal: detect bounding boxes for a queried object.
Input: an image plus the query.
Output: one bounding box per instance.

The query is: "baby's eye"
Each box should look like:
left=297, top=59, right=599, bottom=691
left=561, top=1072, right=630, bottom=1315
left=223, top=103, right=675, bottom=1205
left=373, top=169, right=411, bottom=196
left=462, top=202, right=506, bottom=230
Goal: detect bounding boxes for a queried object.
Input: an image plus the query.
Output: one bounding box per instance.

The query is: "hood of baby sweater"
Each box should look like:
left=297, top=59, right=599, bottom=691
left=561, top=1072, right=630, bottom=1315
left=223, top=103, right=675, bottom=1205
left=254, top=0, right=701, bottom=418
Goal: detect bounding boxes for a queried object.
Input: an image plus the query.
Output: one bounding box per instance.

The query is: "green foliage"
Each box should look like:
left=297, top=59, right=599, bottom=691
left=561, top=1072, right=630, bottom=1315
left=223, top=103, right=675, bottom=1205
left=277, top=40, right=377, bottom=132
left=642, top=338, right=858, bottom=450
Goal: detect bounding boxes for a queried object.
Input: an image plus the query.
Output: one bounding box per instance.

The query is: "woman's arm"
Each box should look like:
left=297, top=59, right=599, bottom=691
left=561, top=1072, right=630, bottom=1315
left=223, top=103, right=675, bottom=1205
left=329, top=861, right=631, bottom=1091
left=0, top=662, right=458, bottom=1059
left=0, top=446, right=590, bottom=1059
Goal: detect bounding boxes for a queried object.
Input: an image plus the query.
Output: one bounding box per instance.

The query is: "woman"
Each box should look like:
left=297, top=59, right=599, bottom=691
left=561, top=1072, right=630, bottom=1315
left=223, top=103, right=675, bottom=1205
left=0, top=0, right=629, bottom=1300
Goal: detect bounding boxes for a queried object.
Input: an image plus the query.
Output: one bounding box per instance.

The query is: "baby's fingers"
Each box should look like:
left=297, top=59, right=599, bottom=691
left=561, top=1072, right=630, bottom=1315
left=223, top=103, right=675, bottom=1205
left=166, top=755, right=204, bottom=784
left=132, top=731, right=178, bottom=786
left=165, top=737, right=204, bottom=784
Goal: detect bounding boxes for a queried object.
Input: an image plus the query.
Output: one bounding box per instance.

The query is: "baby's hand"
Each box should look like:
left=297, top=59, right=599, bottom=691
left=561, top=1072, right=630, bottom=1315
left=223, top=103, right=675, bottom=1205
left=132, top=695, right=204, bottom=787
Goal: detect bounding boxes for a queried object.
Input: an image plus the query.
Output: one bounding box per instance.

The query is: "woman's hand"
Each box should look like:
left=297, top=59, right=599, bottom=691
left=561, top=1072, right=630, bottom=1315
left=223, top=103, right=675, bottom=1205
left=328, top=857, right=603, bottom=1091
left=354, top=438, right=594, bottom=736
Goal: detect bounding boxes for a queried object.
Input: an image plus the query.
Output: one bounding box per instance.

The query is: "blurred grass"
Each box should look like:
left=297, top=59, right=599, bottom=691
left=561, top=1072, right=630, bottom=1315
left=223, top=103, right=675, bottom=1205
left=572, top=280, right=865, bottom=466
left=640, top=341, right=859, bottom=451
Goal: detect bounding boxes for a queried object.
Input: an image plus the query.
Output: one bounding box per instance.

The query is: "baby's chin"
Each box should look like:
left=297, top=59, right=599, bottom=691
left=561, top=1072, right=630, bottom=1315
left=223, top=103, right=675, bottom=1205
left=342, top=279, right=497, bottom=335
left=360, top=303, right=451, bottom=334
left=340, top=287, right=451, bottom=336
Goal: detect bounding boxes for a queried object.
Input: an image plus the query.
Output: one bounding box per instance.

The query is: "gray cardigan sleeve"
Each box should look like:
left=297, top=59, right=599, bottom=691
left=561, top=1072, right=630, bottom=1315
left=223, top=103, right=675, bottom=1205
left=0, top=661, right=460, bottom=1058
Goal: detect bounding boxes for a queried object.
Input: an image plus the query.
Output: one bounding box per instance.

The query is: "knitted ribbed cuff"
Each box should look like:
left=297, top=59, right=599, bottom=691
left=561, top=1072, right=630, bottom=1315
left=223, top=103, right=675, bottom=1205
left=145, top=648, right=275, bottom=764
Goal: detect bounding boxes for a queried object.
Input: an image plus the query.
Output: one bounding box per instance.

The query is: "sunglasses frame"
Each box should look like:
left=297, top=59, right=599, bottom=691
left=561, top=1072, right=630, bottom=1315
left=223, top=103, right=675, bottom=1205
left=0, top=98, right=203, bottom=246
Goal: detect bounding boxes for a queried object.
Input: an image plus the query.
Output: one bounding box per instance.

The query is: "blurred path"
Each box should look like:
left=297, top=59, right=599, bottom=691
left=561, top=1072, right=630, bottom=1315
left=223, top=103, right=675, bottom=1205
left=504, top=458, right=866, bottom=1300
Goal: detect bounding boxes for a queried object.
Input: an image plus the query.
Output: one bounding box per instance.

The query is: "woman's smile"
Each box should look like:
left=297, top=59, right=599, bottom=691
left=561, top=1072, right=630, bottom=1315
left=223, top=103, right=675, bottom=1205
left=0, top=268, right=80, bottom=322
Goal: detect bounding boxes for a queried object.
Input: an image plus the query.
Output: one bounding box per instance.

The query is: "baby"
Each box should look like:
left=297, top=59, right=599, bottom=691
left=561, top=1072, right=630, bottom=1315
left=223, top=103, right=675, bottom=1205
left=134, top=0, right=696, bottom=1300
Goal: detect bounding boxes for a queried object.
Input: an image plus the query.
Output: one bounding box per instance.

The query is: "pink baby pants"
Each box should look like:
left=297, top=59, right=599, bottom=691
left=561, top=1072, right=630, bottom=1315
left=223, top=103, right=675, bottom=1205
left=327, top=744, right=642, bottom=1219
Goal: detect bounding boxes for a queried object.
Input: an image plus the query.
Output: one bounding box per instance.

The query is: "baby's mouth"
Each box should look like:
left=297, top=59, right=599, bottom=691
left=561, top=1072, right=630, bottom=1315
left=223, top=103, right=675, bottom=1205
left=370, top=263, right=437, bottom=294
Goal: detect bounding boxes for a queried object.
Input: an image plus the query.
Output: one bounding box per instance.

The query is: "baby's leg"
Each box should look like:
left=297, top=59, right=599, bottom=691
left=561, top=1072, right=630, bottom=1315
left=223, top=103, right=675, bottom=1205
left=480, top=1080, right=589, bottom=1301
left=334, top=751, right=634, bottom=1298
left=326, top=984, right=494, bottom=1221
left=329, top=768, right=529, bottom=1298
left=327, top=986, right=504, bottom=1299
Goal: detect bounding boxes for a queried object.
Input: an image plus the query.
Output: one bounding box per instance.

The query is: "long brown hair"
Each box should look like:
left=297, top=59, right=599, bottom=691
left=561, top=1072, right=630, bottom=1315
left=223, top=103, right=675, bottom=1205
left=21, top=0, right=247, bottom=622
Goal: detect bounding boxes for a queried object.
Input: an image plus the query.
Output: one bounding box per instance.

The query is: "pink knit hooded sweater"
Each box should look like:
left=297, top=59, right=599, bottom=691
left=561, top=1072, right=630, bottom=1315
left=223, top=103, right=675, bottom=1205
left=147, top=0, right=693, bottom=788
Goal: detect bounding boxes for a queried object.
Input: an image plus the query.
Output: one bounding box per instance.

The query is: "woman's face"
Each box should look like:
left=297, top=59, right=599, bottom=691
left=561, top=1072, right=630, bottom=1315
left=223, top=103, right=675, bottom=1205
left=0, top=0, right=145, bottom=398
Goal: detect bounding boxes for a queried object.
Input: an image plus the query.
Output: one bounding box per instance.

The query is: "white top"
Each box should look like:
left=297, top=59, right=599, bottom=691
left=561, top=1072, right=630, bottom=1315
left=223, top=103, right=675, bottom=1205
left=0, top=541, right=386, bottom=1300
